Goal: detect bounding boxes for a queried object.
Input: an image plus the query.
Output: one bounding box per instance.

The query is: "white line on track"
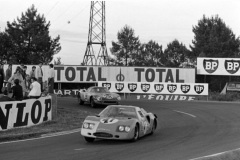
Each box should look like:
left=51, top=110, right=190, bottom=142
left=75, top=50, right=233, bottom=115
left=189, top=147, right=240, bottom=160
left=0, top=128, right=81, bottom=145
left=74, top=148, right=85, bottom=151
left=173, top=110, right=196, bottom=118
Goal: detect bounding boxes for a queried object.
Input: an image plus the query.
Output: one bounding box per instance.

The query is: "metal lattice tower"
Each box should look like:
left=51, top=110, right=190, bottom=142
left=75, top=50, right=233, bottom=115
left=82, top=1, right=108, bottom=65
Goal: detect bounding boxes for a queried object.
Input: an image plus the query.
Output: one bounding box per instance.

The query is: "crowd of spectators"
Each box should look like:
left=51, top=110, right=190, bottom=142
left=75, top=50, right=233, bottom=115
left=0, top=63, right=55, bottom=102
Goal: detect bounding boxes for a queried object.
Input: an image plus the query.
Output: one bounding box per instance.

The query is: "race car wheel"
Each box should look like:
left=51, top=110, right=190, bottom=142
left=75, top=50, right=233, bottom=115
left=131, top=125, right=139, bottom=142
left=90, top=98, right=96, bottom=108
left=84, top=137, right=95, bottom=143
left=78, top=97, right=84, bottom=105
left=150, top=120, right=157, bottom=135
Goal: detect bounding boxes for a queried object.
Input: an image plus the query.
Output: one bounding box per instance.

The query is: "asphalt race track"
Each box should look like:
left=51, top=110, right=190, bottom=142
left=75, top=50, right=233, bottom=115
left=1, top=98, right=240, bottom=160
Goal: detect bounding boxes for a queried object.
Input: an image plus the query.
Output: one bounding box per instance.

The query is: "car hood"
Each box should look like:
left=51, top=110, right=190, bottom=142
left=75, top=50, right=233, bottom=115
left=85, top=116, right=137, bottom=127
left=94, top=93, right=119, bottom=98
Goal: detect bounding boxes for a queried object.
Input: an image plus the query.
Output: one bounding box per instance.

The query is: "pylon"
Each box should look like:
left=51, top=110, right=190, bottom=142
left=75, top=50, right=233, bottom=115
left=82, top=1, right=108, bottom=65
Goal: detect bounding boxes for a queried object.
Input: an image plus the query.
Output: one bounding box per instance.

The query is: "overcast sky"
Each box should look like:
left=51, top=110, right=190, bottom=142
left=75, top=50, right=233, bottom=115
left=0, top=0, right=239, bottom=65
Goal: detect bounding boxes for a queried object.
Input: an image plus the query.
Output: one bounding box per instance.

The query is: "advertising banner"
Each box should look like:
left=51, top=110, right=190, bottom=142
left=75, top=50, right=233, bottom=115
left=0, top=96, right=52, bottom=131
left=136, top=94, right=196, bottom=101
left=98, top=81, right=208, bottom=95
left=197, top=57, right=240, bottom=75
left=5, top=65, right=195, bottom=83
left=53, top=66, right=195, bottom=83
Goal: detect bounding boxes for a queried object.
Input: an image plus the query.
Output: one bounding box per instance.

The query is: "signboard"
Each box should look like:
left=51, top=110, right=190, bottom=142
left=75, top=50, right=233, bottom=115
left=53, top=66, right=195, bottom=83
left=0, top=96, right=52, bottom=131
left=136, top=94, right=196, bottom=101
left=98, top=81, right=208, bottom=95
left=5, top=65, right=195, bottom=83
left=197, top=58, right=240, bottom=75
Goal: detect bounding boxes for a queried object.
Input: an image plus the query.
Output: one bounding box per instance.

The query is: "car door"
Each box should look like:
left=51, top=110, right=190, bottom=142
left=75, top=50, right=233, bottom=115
left=137, top=109, right=151, bottom=136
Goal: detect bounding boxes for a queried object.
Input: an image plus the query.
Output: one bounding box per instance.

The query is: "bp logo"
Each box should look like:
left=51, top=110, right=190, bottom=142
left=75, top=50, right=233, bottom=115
left=154, top=84, right=164, bottom=93
left=181, top=85, right=190, bottom=94
left=167, top=84, right=177, bottom=93
left=141, top=83, right=150, bottom=92
left=194, top=85, right=204, bottom=94
left=102, top=83, right=111, bottom=90
left=128, top=83, right=137, bottom=92
left=203, top=59, right=219, bottom=73
left=115, top=83, right=124, bottom=92
left=224, top=60, right=240, bottom=74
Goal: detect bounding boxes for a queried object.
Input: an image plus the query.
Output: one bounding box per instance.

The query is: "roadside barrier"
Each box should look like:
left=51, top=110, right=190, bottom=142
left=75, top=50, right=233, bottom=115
left=0, top=96, right=52, bottom=131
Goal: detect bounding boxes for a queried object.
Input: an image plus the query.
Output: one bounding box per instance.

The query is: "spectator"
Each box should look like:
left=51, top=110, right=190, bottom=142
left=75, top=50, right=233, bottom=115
left=28, top=77, right=41, bottom=99
left=22, top=66, right=28, bottom=98
left=29, top=66, right=36, bottom=78
left=0, top=63, right=4, bottom=93
left=48, top=63, right=55, bottom=94
left=22, top=66, right=27, bottom=80
left=25, top=74, right=31, bottom=90
left=36, top=63, right=43, bottom=92
left=8, top=67, right=24, bottom=88
left=5, top=64, right=12, bottom=93
left=0, top=90, right=14, bottom=102
left=12, top=79, right=23, bottom=101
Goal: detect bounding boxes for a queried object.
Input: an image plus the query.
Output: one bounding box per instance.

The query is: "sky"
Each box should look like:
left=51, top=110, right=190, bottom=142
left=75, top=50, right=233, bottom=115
left=0, top=0, right=239, bottom=65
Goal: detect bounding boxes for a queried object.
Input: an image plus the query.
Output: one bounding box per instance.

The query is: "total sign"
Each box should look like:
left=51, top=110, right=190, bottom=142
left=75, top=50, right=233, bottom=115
left=197, top=58, right=240, bottom=75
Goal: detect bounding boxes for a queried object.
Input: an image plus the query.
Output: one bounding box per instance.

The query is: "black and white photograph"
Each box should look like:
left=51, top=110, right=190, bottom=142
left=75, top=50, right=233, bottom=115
left=0, top=0, right=240, bottom=160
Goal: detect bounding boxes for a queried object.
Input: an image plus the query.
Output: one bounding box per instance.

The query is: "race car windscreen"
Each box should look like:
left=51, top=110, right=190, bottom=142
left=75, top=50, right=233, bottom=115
left=99, top=106, right=137, bottom=118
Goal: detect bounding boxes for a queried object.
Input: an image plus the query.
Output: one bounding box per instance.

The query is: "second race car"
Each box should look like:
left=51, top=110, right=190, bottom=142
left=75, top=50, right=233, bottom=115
left=77, top=86, right=121, bottom=107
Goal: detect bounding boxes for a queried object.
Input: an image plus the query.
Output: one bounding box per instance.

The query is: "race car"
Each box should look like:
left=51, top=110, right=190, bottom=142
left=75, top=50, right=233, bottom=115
left=81, top=105, right=157, bottom=142
left=77, top=86, right=121, bottom=107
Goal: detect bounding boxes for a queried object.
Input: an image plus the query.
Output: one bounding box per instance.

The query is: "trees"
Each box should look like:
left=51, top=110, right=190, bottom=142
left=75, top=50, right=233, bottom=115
left=4, top=5, right=61, bottom=64
left=110, top=25, right=141, bottom=66
left=190, top=15, right=240, bottom=58
left=137, top=40, right=163, bottom=66
left=163, top=39, right=190, bottom=67
left=110, top=25, right=164, bottom=67
left=0, top=32, right=12, bottom=64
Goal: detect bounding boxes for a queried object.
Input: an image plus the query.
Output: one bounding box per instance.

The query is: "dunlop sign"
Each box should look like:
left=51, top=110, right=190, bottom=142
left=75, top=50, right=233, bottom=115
left=0, top=97, right=52, bottom=131
left=197, top=58, right=240, bottom=75
left=98, top=81, right=208, bottom=95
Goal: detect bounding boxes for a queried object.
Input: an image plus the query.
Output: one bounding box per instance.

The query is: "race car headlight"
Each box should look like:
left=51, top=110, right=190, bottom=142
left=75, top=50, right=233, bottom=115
left=83, top=123, right=89, bottom=129
left=93, top=96, right=102, bottom=101
left=96, top=96, right=102, bottom=101
left=117, top=96, right=121, bottom=101
left=89, top=123, right=95, bottom=129
left=125, top=126, right=130, bottom=132
left=118, top=125, right=130, bottom=132
left=83, top=122, right=95, bottom=129
left=119, top=126, right=124, bottom=132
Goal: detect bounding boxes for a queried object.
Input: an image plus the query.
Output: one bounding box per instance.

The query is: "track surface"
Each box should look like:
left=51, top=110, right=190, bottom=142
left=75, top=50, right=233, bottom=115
left=1, top=98, right=240, bottom=160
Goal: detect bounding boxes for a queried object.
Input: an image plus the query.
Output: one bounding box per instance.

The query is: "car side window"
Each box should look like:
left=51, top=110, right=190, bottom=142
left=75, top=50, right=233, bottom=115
left=138, top=111, right=144, bottom=118
left=87, top=88, right=91, bottom=92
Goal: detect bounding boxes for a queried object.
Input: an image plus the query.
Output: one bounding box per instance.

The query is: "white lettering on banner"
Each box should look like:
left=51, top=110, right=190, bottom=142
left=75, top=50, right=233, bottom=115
left=0, top=97, right=52, bottom=131
left=197, top=58, right=240, bottom=75
left=98, top=82, right=209, bottom=95
left=136, top=95, right=196, bottom=101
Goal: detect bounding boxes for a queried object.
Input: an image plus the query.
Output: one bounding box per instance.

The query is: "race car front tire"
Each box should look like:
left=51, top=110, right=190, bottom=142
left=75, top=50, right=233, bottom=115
left=84, top=137, right=95, bottom=143
left=90, top=98, right=96, bottom=108
left=131, top=124, right=139, bottom=142
left=78, top=96, right=84, bottom=105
